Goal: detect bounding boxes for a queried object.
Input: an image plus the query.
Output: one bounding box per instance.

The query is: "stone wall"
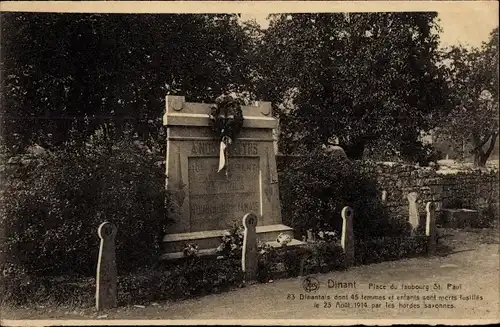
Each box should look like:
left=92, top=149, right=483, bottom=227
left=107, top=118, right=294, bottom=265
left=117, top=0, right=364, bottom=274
left=276, top=154, right=499, bottom=224
left=360, top=161, right=499, bottom=219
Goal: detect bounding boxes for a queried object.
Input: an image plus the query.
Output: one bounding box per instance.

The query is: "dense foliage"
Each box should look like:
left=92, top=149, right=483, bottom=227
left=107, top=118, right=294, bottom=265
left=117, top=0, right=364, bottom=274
left=354, top=235, right=428, bottom=265
left=1, top=258, right=244, bottom=306
left=1, top=12, right=467, bottom=164
left=0, top=128, right=167, bottom=277
left=437, top=27, right=499, bottom=166
left=277, top=153, right=413, bottom=238
left=1, top=13, right=254, bottom=152
left=253, top=13, right=450, bottom=162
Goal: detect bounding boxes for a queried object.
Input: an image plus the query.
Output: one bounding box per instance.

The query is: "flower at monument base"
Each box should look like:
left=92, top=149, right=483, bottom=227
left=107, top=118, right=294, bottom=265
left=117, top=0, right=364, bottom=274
left=221, top=231, right=233, bottom=244
left=230, top=243, right=238, bottom=251
left=276, top=233, right=292, bottom=246
left=216, top=243, right=225, bottom=253
left=183, top=242, right=199, bottom=258
left=322, top=230, right=339, bottom=243
left=258, top=239, right=271, bottom=254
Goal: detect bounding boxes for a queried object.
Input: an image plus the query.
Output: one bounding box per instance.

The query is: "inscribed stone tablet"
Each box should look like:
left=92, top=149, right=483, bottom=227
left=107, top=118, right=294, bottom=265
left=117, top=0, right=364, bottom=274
left=188, top=157, right=260, bottom=231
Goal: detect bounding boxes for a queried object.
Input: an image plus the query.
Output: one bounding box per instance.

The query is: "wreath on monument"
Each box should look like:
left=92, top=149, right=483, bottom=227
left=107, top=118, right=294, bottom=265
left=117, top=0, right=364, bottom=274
left=209, top=95, right=244, bottom=173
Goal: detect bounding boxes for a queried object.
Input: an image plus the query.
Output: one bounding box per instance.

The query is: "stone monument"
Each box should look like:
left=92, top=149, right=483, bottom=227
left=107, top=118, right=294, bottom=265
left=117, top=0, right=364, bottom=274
left=162, top=96, right=302, bottom=259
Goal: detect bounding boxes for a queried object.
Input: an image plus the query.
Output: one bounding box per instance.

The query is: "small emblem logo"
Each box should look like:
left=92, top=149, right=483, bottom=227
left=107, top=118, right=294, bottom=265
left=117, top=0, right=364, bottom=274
left=302, top=276, right=320, bottom=292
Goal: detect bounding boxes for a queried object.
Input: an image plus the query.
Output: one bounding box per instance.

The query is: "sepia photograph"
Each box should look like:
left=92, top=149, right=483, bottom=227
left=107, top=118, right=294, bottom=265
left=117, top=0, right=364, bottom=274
left=0, top=1, right=499, bottom=325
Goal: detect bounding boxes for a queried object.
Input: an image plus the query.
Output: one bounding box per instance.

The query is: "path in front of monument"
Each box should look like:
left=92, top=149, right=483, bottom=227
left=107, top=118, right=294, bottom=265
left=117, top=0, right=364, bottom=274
left=3, top=229, right=499, bottom=321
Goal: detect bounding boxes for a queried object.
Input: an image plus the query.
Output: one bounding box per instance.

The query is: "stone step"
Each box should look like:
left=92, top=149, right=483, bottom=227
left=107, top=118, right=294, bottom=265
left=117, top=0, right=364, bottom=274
left=161, top=224, right=301, bottom=260
left=265, top=238, right=308, bottom=248
left=160, top=238, right=306, bottom=261
left=160, top=248, right=219, bottom=261
left=256, top=224, right=295, bottom=242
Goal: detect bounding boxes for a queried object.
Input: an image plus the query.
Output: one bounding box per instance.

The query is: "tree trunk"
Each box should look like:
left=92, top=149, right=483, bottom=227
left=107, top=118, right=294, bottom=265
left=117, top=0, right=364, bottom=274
left=472, top=133, right=497, bottom=167
left=474, top=151, right=486, bottom=167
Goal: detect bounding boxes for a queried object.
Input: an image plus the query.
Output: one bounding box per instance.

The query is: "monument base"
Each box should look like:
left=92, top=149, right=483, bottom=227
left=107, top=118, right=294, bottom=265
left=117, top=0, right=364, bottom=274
left=160, top=224, right=306, bottom=260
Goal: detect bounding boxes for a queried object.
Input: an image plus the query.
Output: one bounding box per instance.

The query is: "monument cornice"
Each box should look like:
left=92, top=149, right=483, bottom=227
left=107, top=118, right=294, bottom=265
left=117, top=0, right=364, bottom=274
left=163, top=95, right=277, bottom=129
left=167, top=136, right=275, bottom=142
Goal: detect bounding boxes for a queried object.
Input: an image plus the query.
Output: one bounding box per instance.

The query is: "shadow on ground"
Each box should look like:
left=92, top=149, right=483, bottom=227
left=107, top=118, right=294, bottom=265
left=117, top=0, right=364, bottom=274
left=435, top=226, right=499, bottom=258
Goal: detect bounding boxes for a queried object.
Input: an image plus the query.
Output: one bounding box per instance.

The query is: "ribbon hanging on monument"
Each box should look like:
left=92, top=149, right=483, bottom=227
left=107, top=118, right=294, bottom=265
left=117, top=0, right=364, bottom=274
left=218, top=135, right=232, bottom=174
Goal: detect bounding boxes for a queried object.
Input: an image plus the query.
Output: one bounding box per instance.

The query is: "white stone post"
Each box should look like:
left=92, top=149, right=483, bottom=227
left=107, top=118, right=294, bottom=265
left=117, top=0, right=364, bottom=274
left=96, top=222, right=118, bottom=310
left=341, top=206, right=354, bottom=267
left=381, top=190, right=387, bottom=204
left=407, top=192, right=419, bottom=230
left=425, top=202, right=437, bottom=255
left=242, top=213, right=258, bottom=282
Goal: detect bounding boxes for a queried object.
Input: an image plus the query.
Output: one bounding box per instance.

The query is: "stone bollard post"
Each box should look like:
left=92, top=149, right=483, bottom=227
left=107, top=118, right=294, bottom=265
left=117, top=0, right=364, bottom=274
left=407, top=192, right=419, bottom=231
left=306, top=229, right=315, bottom=243
left=341, top=206, right=354, bottom=267
left=242, top=213, right=258, bottom=282
left=381, top=190, right=387, bottom=204
left=425, top=202, right=437, bottom=255
left=96, top=222, right=118, bottom=311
